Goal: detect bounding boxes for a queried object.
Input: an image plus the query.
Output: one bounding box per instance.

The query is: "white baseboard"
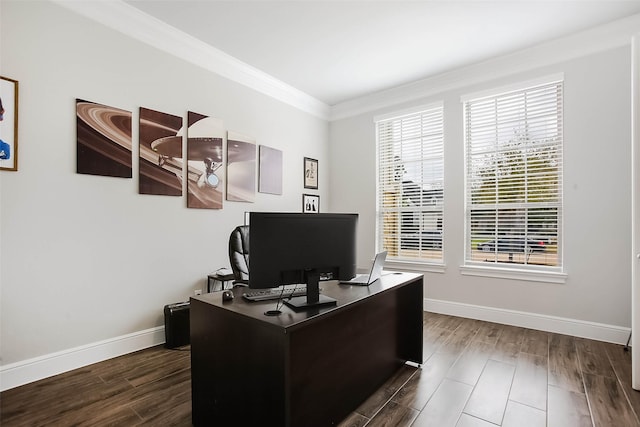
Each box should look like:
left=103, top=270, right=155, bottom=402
left=0, top=326, right=165, bottom=392
left=1, top=300, right=631, bottom=392
left=425, top=298, right=632, bottom=346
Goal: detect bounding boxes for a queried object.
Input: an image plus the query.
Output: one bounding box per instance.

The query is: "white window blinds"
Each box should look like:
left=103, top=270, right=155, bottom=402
left=376, top=104, right=444, bottom=264
left=464, top=78, right=563, bottom=270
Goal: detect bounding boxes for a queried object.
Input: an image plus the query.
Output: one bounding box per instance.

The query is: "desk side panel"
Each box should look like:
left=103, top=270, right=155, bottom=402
left=397, top=276, right=424, bottom=363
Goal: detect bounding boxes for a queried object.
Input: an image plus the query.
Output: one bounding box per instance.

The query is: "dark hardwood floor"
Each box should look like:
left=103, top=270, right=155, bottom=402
left=2, top=312, right=639, bottom=426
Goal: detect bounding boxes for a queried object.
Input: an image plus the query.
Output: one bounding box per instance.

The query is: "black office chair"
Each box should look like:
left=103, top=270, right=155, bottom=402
left=228, top=225, right=250, bottom=286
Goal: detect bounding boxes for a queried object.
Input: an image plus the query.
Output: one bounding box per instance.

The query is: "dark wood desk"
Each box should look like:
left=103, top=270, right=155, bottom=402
left=190, top=272, right=423, bottom=427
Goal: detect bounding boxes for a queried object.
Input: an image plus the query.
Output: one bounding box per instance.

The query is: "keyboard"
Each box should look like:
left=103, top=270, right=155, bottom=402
left=242, top=285, right=309, bottom=302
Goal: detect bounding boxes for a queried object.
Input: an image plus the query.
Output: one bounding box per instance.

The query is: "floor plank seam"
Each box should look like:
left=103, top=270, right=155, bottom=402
left=573, top=338, right=598, bottom=427
left=605, top=345, right=640, bottom=426
left=363, top=368, right=420, bottom=426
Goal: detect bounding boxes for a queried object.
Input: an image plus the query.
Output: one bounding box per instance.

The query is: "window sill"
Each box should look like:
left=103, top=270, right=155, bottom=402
left=459, top=264, right=567, bottom=284
left=386, top=260, right=446, bottom=274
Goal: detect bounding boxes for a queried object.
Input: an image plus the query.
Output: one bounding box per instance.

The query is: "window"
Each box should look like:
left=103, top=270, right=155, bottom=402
left=376, top=103, right=444, bottom=265
left=463, top=76, right=563, bottom=273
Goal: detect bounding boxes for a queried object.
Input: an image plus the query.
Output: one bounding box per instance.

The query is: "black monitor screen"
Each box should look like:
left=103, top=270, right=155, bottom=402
left=248, top=212, right=358, bottom=291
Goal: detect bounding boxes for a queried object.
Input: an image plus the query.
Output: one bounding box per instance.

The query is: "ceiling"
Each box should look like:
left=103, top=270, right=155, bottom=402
left=124, top=1, right=640, bottom=106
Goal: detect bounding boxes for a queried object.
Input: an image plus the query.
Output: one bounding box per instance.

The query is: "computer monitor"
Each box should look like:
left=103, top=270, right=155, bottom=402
left=248, top=212, right=358, bottom=312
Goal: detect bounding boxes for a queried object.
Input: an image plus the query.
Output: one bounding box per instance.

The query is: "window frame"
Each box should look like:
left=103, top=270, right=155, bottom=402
left=461, top=75, right=566, bottom=283
left=374, top=102, right=445, bottom=270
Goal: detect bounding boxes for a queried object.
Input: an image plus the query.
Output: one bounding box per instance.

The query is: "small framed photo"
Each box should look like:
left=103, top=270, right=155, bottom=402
left=0, top=76, right=19, bottom=171
left=303, top=194, right=320, bottom=213
left=304, top=157, right=318, bottom=189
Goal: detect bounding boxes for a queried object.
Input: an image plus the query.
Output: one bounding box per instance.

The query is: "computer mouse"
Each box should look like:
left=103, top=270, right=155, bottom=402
left=222, top=290, right=234, bottom=301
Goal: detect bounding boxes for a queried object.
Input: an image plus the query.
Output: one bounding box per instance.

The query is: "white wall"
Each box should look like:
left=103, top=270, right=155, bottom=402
left=0, top=0, right=328, bottom=377
left=330, top=46, right=632, bottom=330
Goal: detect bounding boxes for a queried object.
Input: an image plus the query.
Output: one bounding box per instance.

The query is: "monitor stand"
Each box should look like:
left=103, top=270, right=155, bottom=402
left=284, top=269, right=337, bottom=311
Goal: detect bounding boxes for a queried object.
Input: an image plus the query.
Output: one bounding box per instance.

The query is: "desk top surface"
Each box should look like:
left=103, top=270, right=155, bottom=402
left=191, top=271, right=423, bottom=330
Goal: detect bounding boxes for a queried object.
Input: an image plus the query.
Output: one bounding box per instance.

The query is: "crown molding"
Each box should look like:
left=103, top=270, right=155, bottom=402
left=48, top=1, right=640, bottom=123
left=51, top=0, right=331, bottom=121
left=330, top=13, right=640, bottom=121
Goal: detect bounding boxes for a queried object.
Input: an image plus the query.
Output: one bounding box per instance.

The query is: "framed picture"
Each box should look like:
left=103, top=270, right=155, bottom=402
left=303, top=194, right=320, bottom=213
left=0, top=76, right=19, bottom=171
left=304, top=157, right=318, bottom=189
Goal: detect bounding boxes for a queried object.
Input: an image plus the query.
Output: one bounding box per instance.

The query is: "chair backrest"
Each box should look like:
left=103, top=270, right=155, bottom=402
left=228, top=225, right=250, bottom=283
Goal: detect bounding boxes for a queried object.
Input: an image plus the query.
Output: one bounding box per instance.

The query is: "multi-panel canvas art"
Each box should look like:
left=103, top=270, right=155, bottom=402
left=139, top=107, right=183, bottom=196
left=226, top=131, right=256, bottom=203
left=74, top=101, right=284, bottom=207
left=258, top=145, right=283, bottom=195
left=186, top=112, right=224, bottom=209
left=76, top=99, right=132, bottom=178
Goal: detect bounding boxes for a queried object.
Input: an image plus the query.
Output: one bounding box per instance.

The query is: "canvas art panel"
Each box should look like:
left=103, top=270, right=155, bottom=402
left=0, top=76, right=18, bottom=171
left=226, top=131, right=256, bottom=202
left=258, top=145, right=283, bottom=195
left=76, top=99, right=132, bottom=178
left=139, top=107, right=183, bottom=196
left=186, top=112, right=224, bottom=209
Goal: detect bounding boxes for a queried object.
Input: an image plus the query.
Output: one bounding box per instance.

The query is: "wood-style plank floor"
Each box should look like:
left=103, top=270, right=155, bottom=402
left=2, top=312, right=639, bottom=426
